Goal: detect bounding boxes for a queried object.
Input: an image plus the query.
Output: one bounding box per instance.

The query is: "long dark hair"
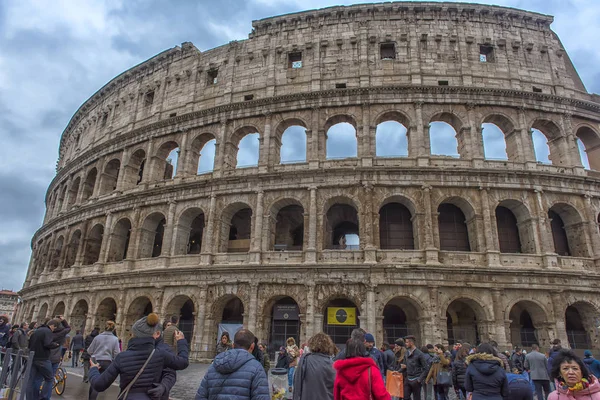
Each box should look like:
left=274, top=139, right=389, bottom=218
left=346, top=338, right=366, bottom=358
left=477, top=343, right=498, bottom=357
left=550, top=349, right=590, bottom=381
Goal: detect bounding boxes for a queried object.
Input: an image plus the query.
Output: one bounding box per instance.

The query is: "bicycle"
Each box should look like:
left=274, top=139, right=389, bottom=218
left=53, top=361, right=67, bottom=396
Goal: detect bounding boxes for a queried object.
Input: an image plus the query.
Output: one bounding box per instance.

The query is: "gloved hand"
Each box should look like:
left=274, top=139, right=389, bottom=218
left=148, top=383, right=166, bottom=399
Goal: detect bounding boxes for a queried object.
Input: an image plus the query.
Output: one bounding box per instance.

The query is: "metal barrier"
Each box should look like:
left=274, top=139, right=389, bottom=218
left=0, top=349, right=34, bottom=400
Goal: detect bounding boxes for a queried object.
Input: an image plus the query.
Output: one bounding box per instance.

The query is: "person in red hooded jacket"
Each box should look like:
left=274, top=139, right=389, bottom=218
left=334, top=335, right=391, bottom=400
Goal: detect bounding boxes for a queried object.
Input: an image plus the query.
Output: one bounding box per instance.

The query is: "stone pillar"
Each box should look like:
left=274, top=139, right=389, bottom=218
left=258, top=113, right=272, bottom=173
left=314, top=313, right=324, bottom=334
left=551, top=291, right=569, bottom=346
left=98, top=212, right=114, bottom=264
left=422, top=185, right=439, bottom=264
left=480, top=187, right=500, bottom=266
left=517, top=110, right=537, bottom=167
left=534, top=189, right=559, bottom=269
left=212, top=122, right=227, bottom=178
left=250, top=191, right=264, bottom=264
left=193, top=286, right=208, bottom=360
left=308, top=108, right=320, bottom=169
left=162, top=200, right=178, bottom=257
left=115, top=148, right=130, bottom=192
left=305, top=186, right=318, bottom=263
left=201, top=194, right=217, bottom=264
left=304, top=283, right=316, bottom=338
left=74, top=221, right=89, bottom=266
left=60, top=177, right=73, bottom=213
left=366, top=286, right=376, bottom=336
left=414, top=102, right=429, bottom=165
left=491, top=289, right=508, bottom=348
left=467, top=104, right=484, bottom=164
left=584, top=195, right=600, bottom=261
left=91, top=157, right=104, bottom=198
left=176, top=131, right=190, bottom=177
left=359, top=104, right=372, bottom=167
left=428, top=286, right=443, bottom=344
left=362, top=183, right=377, bottom=263
left=248, top=283, right=259, bottom=333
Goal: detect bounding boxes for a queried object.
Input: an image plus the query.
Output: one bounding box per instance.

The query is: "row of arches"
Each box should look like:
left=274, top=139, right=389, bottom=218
left=26, top=293, right=600, bottom=354
left=47, top=112, right=600, bottom=220
left=32, top=193, right=600, bottom=276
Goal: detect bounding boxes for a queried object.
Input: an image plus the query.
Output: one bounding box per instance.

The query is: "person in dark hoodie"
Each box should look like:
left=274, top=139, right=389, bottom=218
left=27, top=319, right=61, bottom=400
left=333, top=336, right=390, bottom=400
left=195, top=328, right=269, bottom=400
left=293, top=332, right=336, bottom=400
left=88, top=313, right=189, bottom=400
left=464, top=343, right=509, bottom=400
left=584, top=350, right=600, bottom=379
left=10, top=322, right=29, bottom=353
left=452, top=344, right=471, bottom=399
left=82, top=327, right=100, bottom=383
left=49, top=316, right=71, bottom=380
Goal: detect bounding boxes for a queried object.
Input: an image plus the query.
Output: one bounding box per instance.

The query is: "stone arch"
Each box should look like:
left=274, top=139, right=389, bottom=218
left=275, top=118, right=308, bottom=164
left=495, top=199, right=536, bottom=254
left=548, top=202, right=589, bottom=257
left=123, top=295, right=154, bottom=338
left=374, top=111, right=411, bottom=158
left=262, top=295, right=303, bottom=356
left=382, top=296, right=423, bottom=343
left=218, top=202, right=253, bottom=253
left=164, top=295, right=196, bottom=342
left=54, top=185, right=67, bottom=216
left=82, top=168, right=97, bottom=201
left=83, top=223, right=104, bottom=265
left=267, top=198, right=305, bottom=251
left=507, top=300, right=551, bottom=348
left=320, top=293, right=362, bottom=348
left=437, top=196, right=479, bottom=252
left=174, top=207, right=206, bottom=255
left=49, top=235, right=64, bottom=271
left=98, top=158, right=121, bottom=196
left=444, top=296, right=489, bottom=345
left=64, top=229, right=81, bottom=268
left=565, top=301, right=600, bottom=350
left=52, top=301, right=66, bottom=317
left=108, top=218, right=132, bottom=262
left=139, top=212, right=167, bottom=258
left=531, top=119, right=564, bottom=165
left=324, top=114, right=358, bottom=160
left=122, top=148, right=146, bottom=189
left=95, top=297, right=117, bottom=332
left=153, top=140, right=180, bottom=180
left=189, top=132, right=216, bottom=174
left=66, top=176, right=81, bottom=208
left=429, top=111, right=464, bottom=158
left=324, top=196, right=360, bottom=250
left=575, top=125, right=600, bottom=171
left=481, top=113, right=516, bottom=160
left=70, top=299, right=89, bottom=332
left=230, top=126, right=261, bottom=169
left=378, top=194, right=418, bottom=250
left=37, top=303, right=49, bottom=322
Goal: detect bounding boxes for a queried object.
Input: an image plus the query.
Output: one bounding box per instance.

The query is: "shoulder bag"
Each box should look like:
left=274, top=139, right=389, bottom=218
left=436, top=369, right=452, bottom=387
left=117, top=349, right=155, bottom=400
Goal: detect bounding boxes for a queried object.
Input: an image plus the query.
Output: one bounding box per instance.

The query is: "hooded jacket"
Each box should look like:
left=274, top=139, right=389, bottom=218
left=549, top=375, right=600, bottom=399
left=584, top=355, right=600, bottom=380
left=464, top=353, right=509, bottom=400
left=452, top=358, right=468, bottom=389
left=87, top=331, right=120, bottom=362
left=88, top=337, right=189, bottom=399
left=293, top=352, right=335, bottom=400
left=195, top=348, right=269, bottom=400
left=333, top=357, right=391, bottom=400
left=28, top=324, right=60, bottom=361
left=10, top=327, right=28, bottom=351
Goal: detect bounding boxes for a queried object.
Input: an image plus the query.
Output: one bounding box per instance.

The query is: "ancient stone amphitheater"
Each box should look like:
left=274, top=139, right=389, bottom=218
left=17, top=2, right=600, bottom=359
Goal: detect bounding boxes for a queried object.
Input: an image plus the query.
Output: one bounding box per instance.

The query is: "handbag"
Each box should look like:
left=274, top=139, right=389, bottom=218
left=117, top=349, right=155, bottom=400
left=436, top=370, right=452, bottom=386
left=385, top=370, right=404, bottom=398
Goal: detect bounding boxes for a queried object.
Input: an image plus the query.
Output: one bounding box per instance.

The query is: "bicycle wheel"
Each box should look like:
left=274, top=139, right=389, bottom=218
left=54, top=367, right=66, bottom=395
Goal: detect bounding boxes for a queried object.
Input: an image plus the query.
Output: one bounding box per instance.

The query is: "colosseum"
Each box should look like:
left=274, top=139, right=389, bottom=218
left=17, top=2, right=600, bottom=360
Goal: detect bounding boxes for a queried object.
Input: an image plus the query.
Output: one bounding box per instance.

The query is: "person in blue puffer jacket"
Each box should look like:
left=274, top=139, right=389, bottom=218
left=584, top=350, right=600, bottom=379
left=89, top=313, right=189, bottom=400
left=196, top=328, right=269, bottom=400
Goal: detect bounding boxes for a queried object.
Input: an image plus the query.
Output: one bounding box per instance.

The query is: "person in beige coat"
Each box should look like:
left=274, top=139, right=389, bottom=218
left=426, top=344, right=451, bottom=400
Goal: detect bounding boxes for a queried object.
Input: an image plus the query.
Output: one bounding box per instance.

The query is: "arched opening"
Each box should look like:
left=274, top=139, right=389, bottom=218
left=95, top=298, right=117, bottom=333
left=379, top=203, right=414, bottom=249
left=268, top=297, right=300, bottom=358
left=83, top=224, right=104, bottom=265
left=430, top=113, right=462, bottom=157
left=508, top=301, right=550, bottom=348
left=122, top=149, right=146, bottom=189
left=438, top=203, right=470, bottom=251
left=325, top=202, right=359, bottom=250
left=326, top=122, right=357, bottom=159
left=576, top=127, right=600, bottom=171
left=153, top=141, right=180, bottom=180
left=216, top=297, right=245, bottom=346
left=139, top=213, right=167, bottom=258
left=67, top=177, right=80, bottom=208
left=382, top=297, right=420, bottom=343
left=226, top=208, right=252, bottom=253
left=188, top=134, right=216, bottom=175
left=50, top=236, right=64, bottom=271
left=531, top=120, right=563, bottom=165
left=565, top=305, right=591, bottom=349
left=446, top=299, right=482, bottom=345
left=165, top=296, right=195, bottom=342
left=64, top=230, right=81, bottom=268
left=548, top=204, right=589, bottom=257
left=496, top=200, right=536, bottom=254
left=98, top=159, right=120, bottom=195
left=82, top=168, right=97, bottom=201
left=531, top=129, right=551, bottom=164
left=496, top=206, right=522, bottom=253
left=280, top=126, right=307, bottom=164
left=173, top=208, right=205, bottom=255
left=71, top=299, right=88, bottom=333
left=52, top=301, right=65, bottom=317
left=37, top=303, right=49, bottom=323
left=376, top=121, right=408, bottom=157
left=481, top=123, right=508, bottom=160
left=54, top=186, right=67, bottom=215
left=236, top=133, right=260, bottom=168
left=108, top=218, right=132, bottom=262
left=323, top=297, right=360, bottom=349
left=125, top=297, right=153, bottom=339
left=272, top=204, right=304, bottom=251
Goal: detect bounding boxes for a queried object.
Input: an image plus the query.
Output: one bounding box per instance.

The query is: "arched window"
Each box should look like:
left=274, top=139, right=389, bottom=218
left=67, top=177, right=80, bottom=208
left=326, top=123, right=357, bottom=159
left=82, top=168, right=97, bottom=201
left=280, top=126, right=307, bottom=164
left=531, top=129, right=551, bottom=164
left=64, top=230, right=81, bottom=268
left=273, top=205, right=304, bottom=251
left=108, top=218, right=132, bottom=262
left=481, top=123, right=508, bottom=160
left=325, top=203, right=359, bottom=250
left=438, top=204, right=470, bottom=251
left=430, top=122, right=459, bottom=157
left=122, top=149, right=146, bottom=189
left=187, top=214, right=205, bottom=254
left=50, top=236, right=64, bottom=271
left=139, top=213, right=167, bottom=258
left=379, top=203, right=414, bottom=249
left=153, top=141, right=180, bottom=180
left=236, top=133, right=260, bottom=168
left=531, top=120, right=563, bottom=165
left=227, top=208, right=253, bottom=252
left=496, top=206, right=522, bottom=253
left=548, top=210, right=570, bottom=256
left=98, top=159, right=120, bottom=195
left=83, top=224, right=104, bottom=265
left=165, top=148, right=179, bottom=179
left=376, top=121, right=408, bottom=157
left=576, top=127, right=600, bottom=171
left=197, top=139, right=216, bottom=174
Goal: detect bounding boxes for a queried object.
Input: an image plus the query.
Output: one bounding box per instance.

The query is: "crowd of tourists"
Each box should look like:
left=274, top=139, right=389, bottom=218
left=2, top=312, right=600, bottom=399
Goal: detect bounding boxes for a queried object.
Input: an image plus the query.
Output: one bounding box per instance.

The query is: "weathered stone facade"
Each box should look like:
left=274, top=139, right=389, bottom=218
left=17, top=2, right=600, bottom=360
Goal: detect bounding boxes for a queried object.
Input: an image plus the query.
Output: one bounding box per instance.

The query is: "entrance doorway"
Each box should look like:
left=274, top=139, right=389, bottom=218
left=269, top=297, right=300, bottom=358
left=323, top=298, right=359, bottom=349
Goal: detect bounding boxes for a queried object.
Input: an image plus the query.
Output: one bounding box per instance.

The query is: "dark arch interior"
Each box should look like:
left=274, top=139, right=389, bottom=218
left=438, top=204, right=470, bottom=252
left=228, top=208, right=252, bottom=253
left=222, top=298, right=244, bottom=323
left=323, top=298, right=359, bottom=348
left=269, top=296, right=300, bottom=358
left=496, top=206, right=522, bottom=253
left=187, top=214, right=205, bottom=254
left=565, top=306, right=590, bottom=349
left=379, top=203, right=414, bottom=250
left=152, top=218, right=166, bottom=258
left=548, top=210, right=571, bottom=256
left=274, top=205, right=304, bottom=250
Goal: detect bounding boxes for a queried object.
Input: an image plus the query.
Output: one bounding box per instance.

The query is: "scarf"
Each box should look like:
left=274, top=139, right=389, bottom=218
left=559, top=377, right=590, bottom=393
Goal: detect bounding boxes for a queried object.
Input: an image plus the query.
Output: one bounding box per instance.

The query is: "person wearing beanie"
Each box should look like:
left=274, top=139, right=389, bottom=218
left=87, top=321, right=120, bottom=400
left=365, top=333, right=386, bottom=379
left=584, top=350, right=600, bottom=379
left=88, top=313, right=189, bottom=399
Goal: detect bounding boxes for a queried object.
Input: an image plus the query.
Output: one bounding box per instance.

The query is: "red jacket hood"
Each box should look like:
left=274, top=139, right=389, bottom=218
left=334, top=356, right=378, bottom=384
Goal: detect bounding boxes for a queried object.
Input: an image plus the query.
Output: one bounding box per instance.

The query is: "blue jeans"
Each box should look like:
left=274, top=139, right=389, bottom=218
left=28, top=359, right=54, bottom=400
left=288, top=366, right=295, bottom=388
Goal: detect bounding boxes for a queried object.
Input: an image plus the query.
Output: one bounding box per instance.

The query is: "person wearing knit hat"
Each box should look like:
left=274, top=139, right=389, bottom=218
left=88, top=313, right=190, bottom=399
left=365, top=332, right=386, bottom=378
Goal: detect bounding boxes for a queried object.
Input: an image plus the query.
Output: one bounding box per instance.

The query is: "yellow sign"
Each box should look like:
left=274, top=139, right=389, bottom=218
left=327, top=307, right=357, bottom=326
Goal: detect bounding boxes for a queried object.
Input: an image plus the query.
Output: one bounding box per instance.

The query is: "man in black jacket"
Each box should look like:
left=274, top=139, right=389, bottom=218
left=81, top=327, right=100, bottom=382
left=400, top=335, right=429, bottom=400
left=27, top=319, right=60, bottom=400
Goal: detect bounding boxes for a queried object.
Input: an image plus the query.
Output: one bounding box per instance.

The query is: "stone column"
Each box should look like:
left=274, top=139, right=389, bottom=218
left=193, top=285, right=208, bottom=360
left=60, top=177, right=73, bottom=213
left=304, top=283, right=316, bottom=338
left=74, top=221, right=89, bottom=266
left=248, top=283, right=259, bottom=333
left=91, top=157, right=105, bottom=198
left=551, top=291, right=569, bottom=346
left=480, top=187, right=500, bottom=266
left=366, top=286, right=376, bottom=336
left=212, top=121, right=227, bottom=178
left=467, top=104, right=485, bottom=165
left=308, top=108, right=320, bottom=169
left=98, top=212, right=114, bottom=264
left=517, top=109, right=537, bottom=167
left=305, top=186, right=318, bottom=263
left=491, top=289, right=508, bottom=348
left=534, top=189, right=559, bottom=269
left=258, top=113, right=272, bottom=173
left=115, top=148, right=130, bottom=192
left=162, top=200, right=178, bottom=257
left=201, top=194, right=217, bottom=264
left=414, top=102, right=429, bottom=165
left=176, top=131, right=190, bottom=177
left=428, top=286, right=443, bottom=344
left=250, top=191, right=264, bottom=264
left=362, top=183, right=377, bottom=263
left=314, top=313, right=324, bottom=334
left=359, top=104, right=372, bottom=167
left=422, top=185, right=439, bottom=264
left=584, top=195, right=600, bottom=261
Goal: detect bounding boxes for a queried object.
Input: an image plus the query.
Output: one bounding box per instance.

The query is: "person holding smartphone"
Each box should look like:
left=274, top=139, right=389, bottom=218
left=86, top=320, right=120, bottom=400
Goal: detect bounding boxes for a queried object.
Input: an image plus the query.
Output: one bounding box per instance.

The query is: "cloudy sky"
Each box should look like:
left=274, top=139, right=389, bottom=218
left=0, top=0, right=598, bottom=292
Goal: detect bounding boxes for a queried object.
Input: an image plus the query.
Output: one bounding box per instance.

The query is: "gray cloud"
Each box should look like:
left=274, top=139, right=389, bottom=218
left=0, top=0, right=598, bottom=292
